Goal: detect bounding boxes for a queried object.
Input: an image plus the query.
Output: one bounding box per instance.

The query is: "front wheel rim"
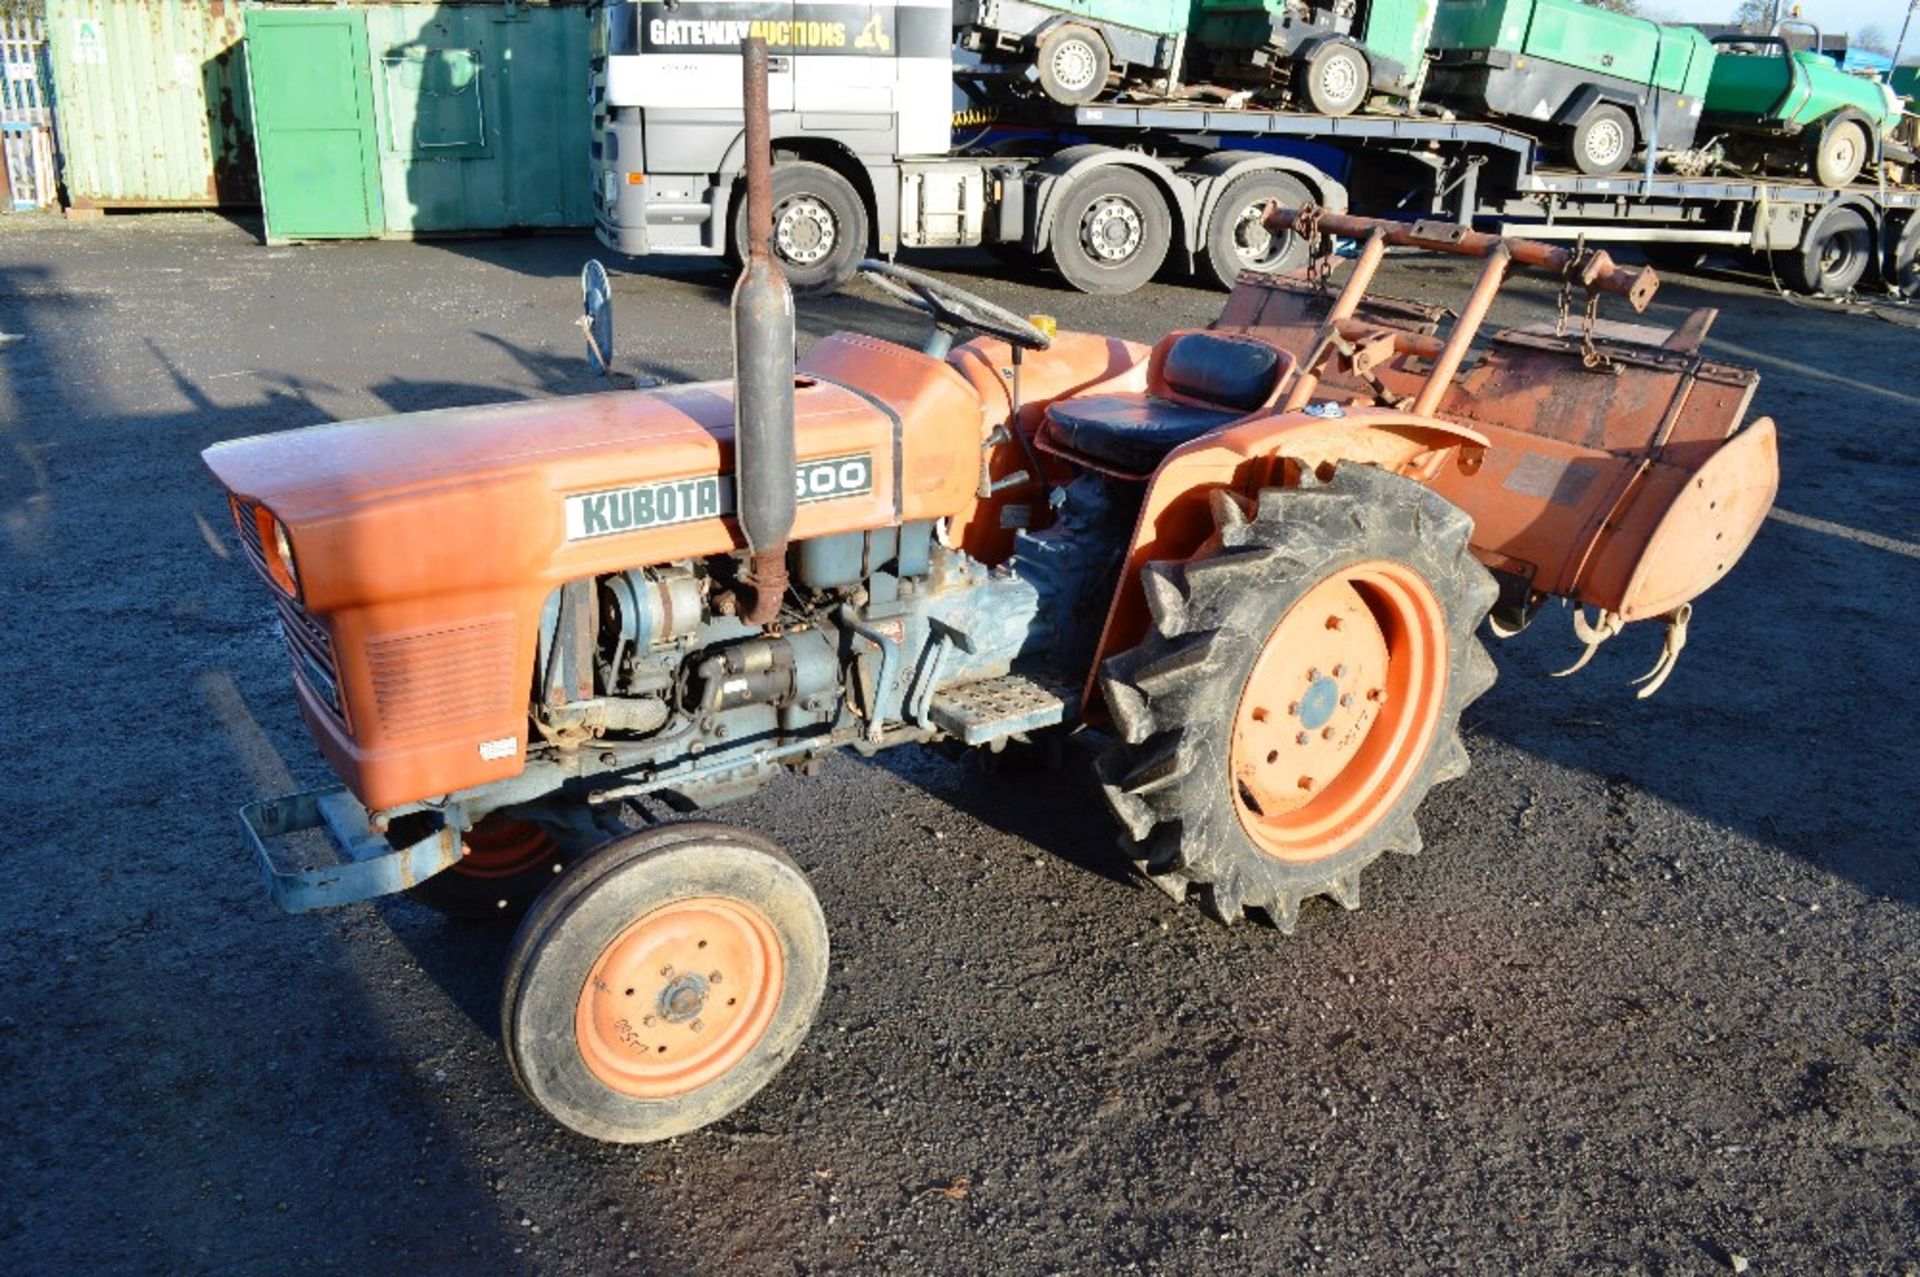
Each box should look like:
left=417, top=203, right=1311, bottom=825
left=1229, top=560, right=1448, bottom=862
left=1320, top=55, right=1360, bottom=106
left=1233, top=200, right=1289, bottom=269
left=574, top=896, right=785, bottom=1098
left=773, top=196, right=837, bottom=266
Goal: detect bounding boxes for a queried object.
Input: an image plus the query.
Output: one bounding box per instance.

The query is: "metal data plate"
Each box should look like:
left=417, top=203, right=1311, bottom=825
left=239, top=788, right=462, bottom=914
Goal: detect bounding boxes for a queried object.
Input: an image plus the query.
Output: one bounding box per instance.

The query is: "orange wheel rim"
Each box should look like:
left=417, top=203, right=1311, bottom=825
left=454, top=818, right=557, bottom=880
left=574, top=897, right=785, bottom=1099
left=1229, top=559, right=1448, bottom=863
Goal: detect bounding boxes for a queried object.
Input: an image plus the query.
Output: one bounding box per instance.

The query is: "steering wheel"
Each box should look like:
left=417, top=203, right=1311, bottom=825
left=858, top=259, right=1052, bottom=353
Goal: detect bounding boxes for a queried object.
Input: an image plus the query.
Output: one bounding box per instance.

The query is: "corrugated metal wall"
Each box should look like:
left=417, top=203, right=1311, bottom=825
left=45, top=0, right=255, bottom=207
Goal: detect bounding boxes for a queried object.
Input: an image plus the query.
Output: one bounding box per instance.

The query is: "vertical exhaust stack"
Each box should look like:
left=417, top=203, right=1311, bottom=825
left=733, top=37, right=797, bottom=627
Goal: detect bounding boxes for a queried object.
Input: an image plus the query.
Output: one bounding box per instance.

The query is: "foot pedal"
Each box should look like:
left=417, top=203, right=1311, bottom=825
left=928, top=673, right=1077, bottom=746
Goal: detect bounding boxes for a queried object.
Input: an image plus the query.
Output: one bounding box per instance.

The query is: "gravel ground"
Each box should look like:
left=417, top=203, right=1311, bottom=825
left=0, top=212, right=1914, bottom=1275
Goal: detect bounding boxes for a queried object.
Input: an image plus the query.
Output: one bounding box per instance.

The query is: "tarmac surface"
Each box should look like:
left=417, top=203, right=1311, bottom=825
left=0, top=212, right=1915, bottom=1274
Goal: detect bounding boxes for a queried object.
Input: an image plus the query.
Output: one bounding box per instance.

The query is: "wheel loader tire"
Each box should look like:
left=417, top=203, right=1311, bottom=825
left=1812, top=118, right=1869, bottom=189
left=1095, top=465, right=1498, bottom=932
left=1201, top=171, right=1313, bottom=288
left=1035, top=25, right=1111, bottom=106
left=406, top=816, right=565, bottom=920
left=1783, top=205, right=1872, bottom=297
left=731, top=161, right=866, bottom=295
left=501, top=822, right=828, bottom=1143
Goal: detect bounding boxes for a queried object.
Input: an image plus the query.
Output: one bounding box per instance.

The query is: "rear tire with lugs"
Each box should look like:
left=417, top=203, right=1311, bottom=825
left=1096, top=465, right=1497, bottom=931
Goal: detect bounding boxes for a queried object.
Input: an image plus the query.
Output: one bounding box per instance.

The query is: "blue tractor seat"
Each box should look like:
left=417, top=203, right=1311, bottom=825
left=1043, top=332, right=1285, bottom=473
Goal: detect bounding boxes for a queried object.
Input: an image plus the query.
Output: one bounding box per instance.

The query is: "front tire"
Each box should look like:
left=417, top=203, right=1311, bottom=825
left=1048, top=166, right=1172, bottom=295
left=731, top=161, right=867, bottom=295
left=501, top=823, right=829, bottom=1143
left=1201, top=171, right=1313, bottom=288
left=407, top=816, right=566, bottom=920
left=1096, top=466, right=1498, bottom=931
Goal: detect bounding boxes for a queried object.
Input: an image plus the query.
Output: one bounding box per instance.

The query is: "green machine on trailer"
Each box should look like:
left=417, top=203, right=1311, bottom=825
left=1702, top=22, right=1906, bottom=188
left=1425, top=0, right=1716, bottom=174
left=1186, top=0, right=1440, bottom=116
left=955, top=0, right=1191, bottom=104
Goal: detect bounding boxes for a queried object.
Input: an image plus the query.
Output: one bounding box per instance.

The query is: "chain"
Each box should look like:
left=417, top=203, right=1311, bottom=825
left=1554, top=233, right=1583, bottom=338
left=1580, top=289, right=1613, bottom=371
left=1298, top=203, right=1334, bottom=294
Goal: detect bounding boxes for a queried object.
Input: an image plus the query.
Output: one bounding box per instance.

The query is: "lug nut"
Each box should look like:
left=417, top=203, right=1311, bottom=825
left=1340, top=693, right=1353, bottom=708
left=1296, top=732, right=1311, bottom=745
left=1332, top=664, right=1345, bottom=677
left=1321, top=727, right=1335, bottom=740
left=709, top=971, right=722, bottom=983
left=1286, top=702, right=1300, bottom=716
left=1306, top=667, right=1319, bottom=681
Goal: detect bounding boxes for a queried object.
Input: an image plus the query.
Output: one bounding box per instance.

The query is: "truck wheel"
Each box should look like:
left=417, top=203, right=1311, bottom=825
left=1887, top=215, right=1920, bottom=299
left=1049, top=166, right=1172, bottom=294
left=732, top=161, right=867, bottom=295
left=501, top=823, right=828, bottom=1143
left=1201, top=171, right=1313, bottom=288
left=1812, top=119, right=1869, bottom=189
left=1035, top=25, right=1110, bottom=106
left=1783, top=205, right=1872, bottom=296
left=1096, top=466, right=1498, bottom=931
left=1570, top=104, right=1634, bottom=175
left=407, top=816, right=565, bottom=920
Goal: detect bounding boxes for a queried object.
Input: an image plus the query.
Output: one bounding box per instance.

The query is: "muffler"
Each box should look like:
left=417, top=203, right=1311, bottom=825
left=732, top=37, right=796, bottom=626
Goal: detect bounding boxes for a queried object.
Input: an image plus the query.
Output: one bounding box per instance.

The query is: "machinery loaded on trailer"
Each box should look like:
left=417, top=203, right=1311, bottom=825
left=212, top=40, right=1780, bottom=1144
left=588, top=0, right=1919, bottom=299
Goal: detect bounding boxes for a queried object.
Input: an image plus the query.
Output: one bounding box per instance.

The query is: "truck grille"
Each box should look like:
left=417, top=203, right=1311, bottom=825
left=276, top=595, right=342, bottom=721
left=231, top=498, right=269, bottom=577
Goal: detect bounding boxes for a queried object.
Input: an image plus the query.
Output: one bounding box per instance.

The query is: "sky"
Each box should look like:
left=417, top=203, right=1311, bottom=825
left=1655, top=0, right=1919, bottom=46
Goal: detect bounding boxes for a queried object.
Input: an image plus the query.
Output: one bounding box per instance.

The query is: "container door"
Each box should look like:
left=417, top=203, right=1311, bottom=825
left=246, top=9, right=382, bottom=239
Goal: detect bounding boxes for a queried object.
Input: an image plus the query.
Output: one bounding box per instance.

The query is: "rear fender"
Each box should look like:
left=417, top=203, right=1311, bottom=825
left=1556, top=83, right=1650, bottom=140
left=1080, top=407, right=1487, bottom=714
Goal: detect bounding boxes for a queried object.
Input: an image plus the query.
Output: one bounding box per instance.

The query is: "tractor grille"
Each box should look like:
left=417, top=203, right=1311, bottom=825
left=231, top=498, right=269, bottom=579
left=275, top=595, right=342, bottom=721
left=364, top=617, right=517, bottom=740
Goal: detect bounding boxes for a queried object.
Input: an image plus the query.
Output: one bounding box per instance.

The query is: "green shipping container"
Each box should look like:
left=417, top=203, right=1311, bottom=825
left=45, top=0, right=257, bottom=208
left=246, top=3, right=592, bottom=242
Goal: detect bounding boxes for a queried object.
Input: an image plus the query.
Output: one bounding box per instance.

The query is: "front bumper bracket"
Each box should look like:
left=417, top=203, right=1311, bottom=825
left=239, top=788, right=461, bottom=914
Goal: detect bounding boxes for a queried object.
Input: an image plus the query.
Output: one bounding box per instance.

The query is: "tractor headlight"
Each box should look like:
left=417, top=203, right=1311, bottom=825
left=271, top=518, right=300, bottom=594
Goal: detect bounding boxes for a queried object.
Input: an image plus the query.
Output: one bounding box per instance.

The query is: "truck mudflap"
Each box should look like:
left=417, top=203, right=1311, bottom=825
left=240, top=788, right=461, bottom=914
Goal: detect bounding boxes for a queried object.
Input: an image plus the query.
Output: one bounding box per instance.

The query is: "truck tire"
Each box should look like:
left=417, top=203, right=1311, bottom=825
left=732, top=161, right=867, bottom=295
left=1036, top=25, right=1110, bottom=106
left=1201, top=171, right=1313, bottom=288
left=1812, top=118, right=1870, bottom=189
left=1783, top=205, right=1872, bottom=296
left=501, top=822, right=829, bottom=1143
left=1570, top=104, right=1634, bottom=175
left=1887, top=215, right=1920, bottom=299
left=1299, top=42, right=1369, bottom=117
left=1096, top=466, right=1498, bottom=932
left=1048, top=166, right=1172, bottom=294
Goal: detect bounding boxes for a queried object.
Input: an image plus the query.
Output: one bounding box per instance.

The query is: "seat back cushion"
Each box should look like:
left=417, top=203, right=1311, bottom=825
left=1160, top=334, right=1281, bottom=411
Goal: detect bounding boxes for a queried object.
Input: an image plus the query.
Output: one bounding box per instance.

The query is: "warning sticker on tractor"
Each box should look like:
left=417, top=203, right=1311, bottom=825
left=564, top=453, right=873, bottom=541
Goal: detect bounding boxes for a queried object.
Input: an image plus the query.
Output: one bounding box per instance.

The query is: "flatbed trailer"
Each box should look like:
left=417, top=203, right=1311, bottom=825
left=587, top=1, right=1918, bottom=299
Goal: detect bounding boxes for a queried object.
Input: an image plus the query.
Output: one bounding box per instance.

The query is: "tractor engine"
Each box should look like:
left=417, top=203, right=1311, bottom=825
left=530, top=475, right=1136, bottom=810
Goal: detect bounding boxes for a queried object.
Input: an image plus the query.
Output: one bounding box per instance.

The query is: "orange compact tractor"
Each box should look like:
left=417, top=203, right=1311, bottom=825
left=205, top=43, right=1778, bottom=1143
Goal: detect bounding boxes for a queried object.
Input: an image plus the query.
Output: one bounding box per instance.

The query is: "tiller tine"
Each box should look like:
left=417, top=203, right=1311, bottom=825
left=1628, top=603, right=1691, bottom=700
left=1551, top=607, right=1625, bottom=678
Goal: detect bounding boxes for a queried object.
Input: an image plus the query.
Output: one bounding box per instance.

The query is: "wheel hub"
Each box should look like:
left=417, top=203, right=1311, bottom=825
left=1051, top=40, right=1097, bottom=92
left=1320, top=56, right=1359, bottom=104
left=1082, top=196, right=1143, bottom=262
left=774, top=197, right=836, bottom=266
left=1229, top=561, right=1449, bottom=861
left=574, top=896, right=784, bottom=1098
left=1587, top=120, right=1625, bottom=169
